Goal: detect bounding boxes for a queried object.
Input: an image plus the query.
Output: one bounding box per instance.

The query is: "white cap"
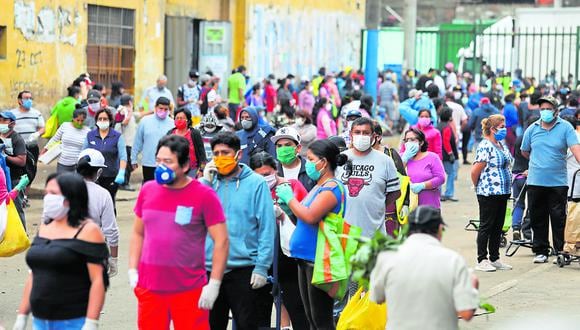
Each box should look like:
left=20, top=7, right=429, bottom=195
left=78, top=149, right=107, bottom=168
left=271, top=126, right=301, bottom=145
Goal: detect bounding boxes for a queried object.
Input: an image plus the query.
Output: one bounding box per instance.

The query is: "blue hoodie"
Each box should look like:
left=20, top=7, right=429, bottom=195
left=468, top=103, right=500, bottom=142
left=399, top=95, right=437, bottom=126
left=236, top=107, right=276, bottom=165
left=204, top=163, right=276, bottom=277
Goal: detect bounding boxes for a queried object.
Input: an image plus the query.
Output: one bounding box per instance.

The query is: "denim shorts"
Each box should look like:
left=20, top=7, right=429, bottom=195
left=33, top=317, right=85, bottom=330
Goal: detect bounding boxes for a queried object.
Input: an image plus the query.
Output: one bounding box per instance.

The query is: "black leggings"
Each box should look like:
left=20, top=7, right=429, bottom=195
left=296, top=259, right=335, bottom=330
left=461, top=128, right=471, bottom=162
left=476, top=194, right=510, bottom=263
left=96, top=176, right=119, bottom=212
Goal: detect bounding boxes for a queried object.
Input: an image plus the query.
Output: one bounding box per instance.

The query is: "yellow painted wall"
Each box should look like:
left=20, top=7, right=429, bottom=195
left=0, top=0, right=224, bottom=114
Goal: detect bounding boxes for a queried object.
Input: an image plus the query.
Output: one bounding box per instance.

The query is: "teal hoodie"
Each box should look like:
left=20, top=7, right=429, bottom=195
left=204, top=163, right=276, bottom=277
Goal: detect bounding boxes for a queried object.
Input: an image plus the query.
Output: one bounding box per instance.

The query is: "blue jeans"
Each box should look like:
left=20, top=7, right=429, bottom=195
left=443, top=160, right=457, bottom=198
left=33, top=317, right=85, bottom=330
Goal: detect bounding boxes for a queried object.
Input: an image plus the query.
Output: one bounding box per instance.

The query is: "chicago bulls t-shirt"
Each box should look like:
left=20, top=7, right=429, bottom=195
left=336, top=149, right=400, bottom=237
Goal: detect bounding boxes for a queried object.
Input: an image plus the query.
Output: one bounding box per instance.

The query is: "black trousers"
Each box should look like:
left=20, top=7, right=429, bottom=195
left=476, top=194, right=510, bottom=263
left=279, top=254, right=308, bottom=330
left=527, top=185, right=568, bottom=256
left=209, top=267, right=271, bottom=330
left=461, top=128, right=471, bottom=162
left=124, top=146, right=132, bottom=184
left=142, top=166, right=155, bottom=184
left=96, top=176, right=119, bottom=211
left=296, top=260, right=335, bottom=330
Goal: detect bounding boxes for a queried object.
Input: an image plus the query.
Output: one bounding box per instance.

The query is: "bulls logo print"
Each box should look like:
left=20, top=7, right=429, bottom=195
left=341, top=164, right=374, bottom=197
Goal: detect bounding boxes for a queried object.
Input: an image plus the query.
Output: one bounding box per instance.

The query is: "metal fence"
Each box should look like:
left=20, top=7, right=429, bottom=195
left=417, top=25, right=580, bottom=85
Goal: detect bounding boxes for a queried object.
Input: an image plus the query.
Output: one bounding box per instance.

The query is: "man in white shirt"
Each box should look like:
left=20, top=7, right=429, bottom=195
left=10, top=90, right=45, bottom=165
left=445, top=92, right=468, bottom=141
left=139, top=75, right=175, bottom=116
left=370, top=206, right=480, bottom=330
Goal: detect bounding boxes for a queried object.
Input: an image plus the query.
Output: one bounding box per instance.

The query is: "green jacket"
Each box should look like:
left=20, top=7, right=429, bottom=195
left=51, top=96, right=78, bottom=126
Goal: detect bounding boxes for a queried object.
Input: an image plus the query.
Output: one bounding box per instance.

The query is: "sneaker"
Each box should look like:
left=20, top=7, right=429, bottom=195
left=512, top=231, right=521, bottom=241
left=491, top=260, right=513, bottom=270
left=119, top=184, right=135, bottom=191
left=448, top=197, right=459, bottom=202
left=533, top=255, right=548, bottom=263
left=475, top=259, right=496, bottom=272
left=440, top=196, right=449, bottom=202
left=463, top=160, right=471, bottom=165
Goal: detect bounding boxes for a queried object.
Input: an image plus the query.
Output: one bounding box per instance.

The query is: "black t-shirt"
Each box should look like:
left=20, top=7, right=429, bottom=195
left=1, top=131, right=27, bottom=182
left=512, top=135, right=529, bottom=174
left=26, top=235, right=109, bottom=320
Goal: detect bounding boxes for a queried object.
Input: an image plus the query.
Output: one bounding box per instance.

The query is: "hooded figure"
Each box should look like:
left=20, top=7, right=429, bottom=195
left=398, top=94, right=438, bottom=126
left=235, top=107, right=276, bottom=165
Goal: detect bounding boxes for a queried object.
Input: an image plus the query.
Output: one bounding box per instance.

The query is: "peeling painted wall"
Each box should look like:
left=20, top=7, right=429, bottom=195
left=14, top=1, right=81, bottom=45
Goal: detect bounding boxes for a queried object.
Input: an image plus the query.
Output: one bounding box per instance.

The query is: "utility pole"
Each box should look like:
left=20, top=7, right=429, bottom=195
left=364, top=0, right=381, bottom=100
left=403, top=0, right=417, bottom=72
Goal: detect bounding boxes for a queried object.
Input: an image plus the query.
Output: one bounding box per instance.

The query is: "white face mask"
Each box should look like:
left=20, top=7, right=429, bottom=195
left=241, top=119, right=253, bottom=130
left=96, top=121, right=110, bottom=131
left=352, top=135, right=372, bottom=152
left=42, top=194, right=70, bottom=224
left=88, top=102, right=100, bottom=112
left=205, top=125, right=216, bottom=133
left=295, top=118, right=305, bottom=126
left=265, top=174, right=277, bottom=190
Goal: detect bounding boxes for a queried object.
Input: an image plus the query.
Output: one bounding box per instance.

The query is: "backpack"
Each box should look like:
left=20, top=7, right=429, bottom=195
left=199, top=87, right=210, bottom=115
left=24, top=150, right=37, bottom=184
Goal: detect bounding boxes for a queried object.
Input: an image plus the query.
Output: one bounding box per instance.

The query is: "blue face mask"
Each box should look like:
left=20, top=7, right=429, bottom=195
left=154, top=164, right=176, bottom=185
left=22, top=99, right=32, bottom=110
left=494, top=127, right=507, bottom=141
left=305, top=160, right=323, bottom=181
left=540, top=110, right=555, bottom=123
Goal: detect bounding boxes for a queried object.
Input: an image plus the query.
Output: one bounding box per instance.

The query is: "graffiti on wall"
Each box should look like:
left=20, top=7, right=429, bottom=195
left=14, top=0, right=81, bottom=45
left=247, top=5, right=363, bottom=80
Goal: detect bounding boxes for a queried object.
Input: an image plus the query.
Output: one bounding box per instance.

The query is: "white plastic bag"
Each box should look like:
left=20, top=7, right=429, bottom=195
left=279, top=211, right=296, bottom=257
left=0, top=200, right=8, bottom=242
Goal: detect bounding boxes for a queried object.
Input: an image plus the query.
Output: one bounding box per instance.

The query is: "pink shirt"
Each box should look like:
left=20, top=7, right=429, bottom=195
left=406, top=152, right=446, bottom=208
left=316, top=108, right=337, bottom=139
left=412, top=124, right=443, bottom=160
left=134, top=179, right=225, bottom=293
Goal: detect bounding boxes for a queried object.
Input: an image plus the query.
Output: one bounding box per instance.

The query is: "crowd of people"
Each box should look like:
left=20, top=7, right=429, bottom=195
left=2, top=61, right=579, bottom=330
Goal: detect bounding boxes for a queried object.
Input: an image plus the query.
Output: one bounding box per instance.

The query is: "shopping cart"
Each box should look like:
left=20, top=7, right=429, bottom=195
left=556, top=169, right=580, bottom=268
left=465, top=198, right=512, bottom=248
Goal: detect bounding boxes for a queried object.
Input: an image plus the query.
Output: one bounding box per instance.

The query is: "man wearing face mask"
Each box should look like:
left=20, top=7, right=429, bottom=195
left=201, top=132, right=276, bottom=330
left=131, top=97, right=175, bottom=183
left=11, top=91, right=45, bottom=164
left=139, top=75, right=175, bottom=117
left=84, top=89, right=104, bottom=129
left=177, top=70, right=202, bottom=125
left=336, top=117, right=401, bottom=238
left=521, top=96, right=580, bottom=264
left=0, top=111, right=28, bottom=225
left=341, top=109, right=362, bottom=148
left=129, top=135, right=229, bottom=329
left=236, top=107, right=276, bottom=165
left=271, top=127, right=315, bottom=191
left=199, top=113, right=224, bottom=161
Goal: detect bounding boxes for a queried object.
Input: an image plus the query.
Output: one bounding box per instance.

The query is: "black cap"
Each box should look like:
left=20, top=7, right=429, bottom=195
left=409, top=206, right=446, bottom=227
left=189, top=70, right=200, bottom=78
left=328, top=136, right=347, bottom=152
left=87, top=89, right=102, bottom=100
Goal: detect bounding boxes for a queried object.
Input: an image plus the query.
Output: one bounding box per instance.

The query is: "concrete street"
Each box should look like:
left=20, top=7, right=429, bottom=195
left=1, top=160, right=579, bottom=329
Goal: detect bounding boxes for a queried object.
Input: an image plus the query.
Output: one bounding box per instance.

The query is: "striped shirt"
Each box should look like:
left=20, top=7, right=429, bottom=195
left=10, top=108, right=45, bottom=143
left=48, top=122, right=90, bottom=166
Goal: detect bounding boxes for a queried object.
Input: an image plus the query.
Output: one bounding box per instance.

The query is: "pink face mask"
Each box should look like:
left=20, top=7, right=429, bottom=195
left=418, top=117, right=431, bottom=127
left=156, top=110, right=168, bottom=119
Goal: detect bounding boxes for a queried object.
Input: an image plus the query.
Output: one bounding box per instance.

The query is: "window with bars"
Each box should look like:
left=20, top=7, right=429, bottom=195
left=87, top=5, right=135, bottom=93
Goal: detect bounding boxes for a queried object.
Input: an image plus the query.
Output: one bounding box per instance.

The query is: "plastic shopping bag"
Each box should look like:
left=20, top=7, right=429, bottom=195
left=337, top=287, right=387, bottom=330
left=42, top=112, right=59, bottom=139
left=0, top=200, right=6, bottom=242
left=279, top=212, right=295, bottom=257
left=0, top=199, right=30, bottom=257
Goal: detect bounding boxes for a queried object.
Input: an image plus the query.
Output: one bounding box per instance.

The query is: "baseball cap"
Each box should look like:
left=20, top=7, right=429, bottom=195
left=537, top=95, right=559, bottom=108
left=77, top=149, right=107, bottom=168
left=271, top=126, right=301, bottom=145
left=480, top=97, right=491, bottom=105
left=346, top=109, right=362, bottom=119
left=189, top=70, right=200, bottom=78
left=408, top=206, right=446, bottom=227
left=200, top=74, right=211, bottom=84
left=87, top=90, right=102, bottom=101
left=0, top=111, right=16, bottom=122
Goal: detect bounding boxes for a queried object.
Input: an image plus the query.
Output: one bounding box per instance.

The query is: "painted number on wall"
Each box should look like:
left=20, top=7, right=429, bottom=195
left=15, top=49, right=42, bottom=68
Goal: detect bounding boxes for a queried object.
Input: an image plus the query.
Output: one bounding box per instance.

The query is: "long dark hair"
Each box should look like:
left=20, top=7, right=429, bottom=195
left=249, top=152, right=277, bottom=171
left=405, top=128, right=429, bottom=152
left=308, top=139, right=348, bottom=171
left=311, top=97, right=328, bottom=127
left=52, top=173, right=89, bottom=227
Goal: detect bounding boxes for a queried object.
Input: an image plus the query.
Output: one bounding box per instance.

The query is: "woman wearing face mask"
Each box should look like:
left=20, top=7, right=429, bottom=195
left=13, top=172, right=109, bottom=330
left=401, top=128, right=446, bottom=208
left=411, top=109, right=443, bottom=160
left=292, top=111, right=317, bottom=156
left=249, top=152, right=309, bottom=330
left=471, top=115, right=513, bottom=272
left=274, top=139, right=349, bottom=330
left=312, top=97, right=337, bottom=139
left=298, top=80, right=315, bottom=114
left=248, top=83, right=265, bottom=107
left=43, top=108, right=90, bottom=173
left=167, top=108, right=207, bottom=177
left=82, top=108, right=127, bottom=206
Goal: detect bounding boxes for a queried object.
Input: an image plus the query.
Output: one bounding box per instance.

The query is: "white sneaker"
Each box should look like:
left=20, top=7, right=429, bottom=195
left=475, top=259, right=496, bottom=272
left=491, top=260, right=513, bottom=270
left=533, top=255, right=548, bottom=263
